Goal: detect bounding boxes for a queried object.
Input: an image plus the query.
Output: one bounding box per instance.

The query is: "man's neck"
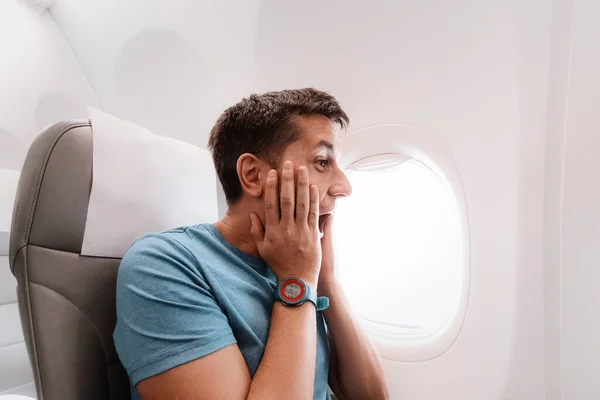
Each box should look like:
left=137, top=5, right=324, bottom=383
left=213, top=207, right=260, bottom=259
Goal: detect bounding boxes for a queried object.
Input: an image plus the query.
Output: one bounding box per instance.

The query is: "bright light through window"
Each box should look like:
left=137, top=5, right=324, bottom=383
left=334, top=156, right=464, bottom=335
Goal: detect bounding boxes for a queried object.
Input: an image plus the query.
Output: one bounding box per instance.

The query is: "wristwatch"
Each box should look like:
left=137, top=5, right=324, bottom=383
left=275, top=277, right=329, bottom=311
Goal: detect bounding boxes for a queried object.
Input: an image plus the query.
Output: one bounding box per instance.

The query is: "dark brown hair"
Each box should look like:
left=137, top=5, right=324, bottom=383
left=207, top=88, right=349, bottom=204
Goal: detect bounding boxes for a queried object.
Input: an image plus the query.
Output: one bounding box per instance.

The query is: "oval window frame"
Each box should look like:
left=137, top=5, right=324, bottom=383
left=337, top=124, right=471, bottom=362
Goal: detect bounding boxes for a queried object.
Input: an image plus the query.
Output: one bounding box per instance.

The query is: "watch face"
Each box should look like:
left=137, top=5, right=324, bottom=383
left=284, top=282, right=301, bottom=300
left=281, top=279, right=305, bottom=302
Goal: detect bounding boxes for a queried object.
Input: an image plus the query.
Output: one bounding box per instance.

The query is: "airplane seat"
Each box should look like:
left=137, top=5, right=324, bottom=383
left=0, top=255, right=35, bottom=398
left=7, top=120, right=130, bottom=400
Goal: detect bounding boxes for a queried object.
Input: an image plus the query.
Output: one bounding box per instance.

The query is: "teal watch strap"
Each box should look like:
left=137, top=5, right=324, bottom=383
left=305, top=281, right=329, bottom=311
left=316, top=296, right=329, bottom=311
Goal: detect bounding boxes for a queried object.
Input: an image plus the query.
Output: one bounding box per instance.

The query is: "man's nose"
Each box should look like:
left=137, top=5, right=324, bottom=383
left=330, top=166, right=352, bottom=198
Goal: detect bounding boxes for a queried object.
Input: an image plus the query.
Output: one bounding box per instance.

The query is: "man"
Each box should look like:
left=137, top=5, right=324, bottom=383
left=113, top=88, right=389, bottom=399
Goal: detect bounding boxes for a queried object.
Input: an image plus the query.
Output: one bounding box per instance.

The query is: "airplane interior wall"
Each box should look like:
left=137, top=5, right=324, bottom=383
left=0, top=0, right=598, bottom=399
left=555, top=0, right=600, bottom=397
left=0, top=6, right=97, bottom=172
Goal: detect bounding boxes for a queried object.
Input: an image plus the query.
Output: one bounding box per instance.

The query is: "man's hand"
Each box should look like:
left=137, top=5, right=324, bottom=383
left=318, top=213, right=336, bottom=290
left=250, top=161, right=322, bottom=287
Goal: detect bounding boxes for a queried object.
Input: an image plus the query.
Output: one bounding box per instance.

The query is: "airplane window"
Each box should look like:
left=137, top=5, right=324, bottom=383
left=334, top=155, right=464, bottom=337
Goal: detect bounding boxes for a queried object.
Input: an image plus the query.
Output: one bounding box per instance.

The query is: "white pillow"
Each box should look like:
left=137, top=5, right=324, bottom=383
left=81, top=108, right=218, bottom=258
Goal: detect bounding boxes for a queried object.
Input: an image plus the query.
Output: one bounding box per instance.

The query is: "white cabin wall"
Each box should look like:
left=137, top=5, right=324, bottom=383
left=50, top=0, right=262, bottom=148
left=0, top=5, right=97, bottom=172
left=506, top=0, right=552, bottom=397
left=558, top=0, right=600, bottom=398
left=543, top=0, right=575, bottom=398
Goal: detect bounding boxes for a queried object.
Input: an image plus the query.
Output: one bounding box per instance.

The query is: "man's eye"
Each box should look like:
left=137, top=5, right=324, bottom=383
left=317, top=160, right=329, bottom=169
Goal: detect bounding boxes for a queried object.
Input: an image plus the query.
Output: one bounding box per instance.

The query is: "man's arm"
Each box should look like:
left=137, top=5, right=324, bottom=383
left=137, top=301, right=318, bottom=400
left=321, top=281, right=389, bottom=400
left=135, top=162, right=324, bottom=399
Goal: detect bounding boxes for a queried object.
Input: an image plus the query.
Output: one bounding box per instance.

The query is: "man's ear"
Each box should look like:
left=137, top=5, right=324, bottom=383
left=236, top=153, right=267, bottom=199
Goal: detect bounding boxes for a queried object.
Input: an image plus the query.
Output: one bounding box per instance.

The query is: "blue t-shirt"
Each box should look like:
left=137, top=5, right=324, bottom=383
left=113, top=223, right=331, bottom=400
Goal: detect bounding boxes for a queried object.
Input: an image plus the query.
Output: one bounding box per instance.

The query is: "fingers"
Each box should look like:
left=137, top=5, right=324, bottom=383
left=295, top=166, right=309, bottom=224
left=264, top=169, right=279, bottom=227
left=280, top=161, right=295, bottom=223
left=249, top=213, right=264, bottom=244
left=308, top=185, right=319, bottom=231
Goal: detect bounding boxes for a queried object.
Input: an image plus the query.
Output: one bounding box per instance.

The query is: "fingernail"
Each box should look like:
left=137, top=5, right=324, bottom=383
left=284, top=161, right=293, bottom=170
left=299, top=167, right=307, bottom=177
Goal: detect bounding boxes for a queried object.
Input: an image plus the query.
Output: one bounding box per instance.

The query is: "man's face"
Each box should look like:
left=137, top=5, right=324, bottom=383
left=269, top=114, right=353, bottom=223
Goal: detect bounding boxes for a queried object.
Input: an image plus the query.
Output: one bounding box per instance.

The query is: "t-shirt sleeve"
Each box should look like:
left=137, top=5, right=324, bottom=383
left=113, top=233, right=237, bottom=386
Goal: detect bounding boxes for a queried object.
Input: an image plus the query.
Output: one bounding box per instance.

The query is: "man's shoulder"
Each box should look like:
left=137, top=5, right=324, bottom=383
left=123, top=223, right=214, bottom=258
left=118, top=223, right=218, bottom=278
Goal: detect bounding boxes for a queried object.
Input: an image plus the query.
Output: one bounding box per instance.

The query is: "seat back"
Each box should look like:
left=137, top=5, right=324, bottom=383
left=0, top=256, right=35, bottom=397
left=8, top=120, right=130, bottom=400
left=1, top=169, right=35, bottom=397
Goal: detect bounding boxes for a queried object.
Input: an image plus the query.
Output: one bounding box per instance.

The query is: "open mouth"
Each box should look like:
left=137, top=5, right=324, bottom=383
left=318, top=213, right=333, bottom=235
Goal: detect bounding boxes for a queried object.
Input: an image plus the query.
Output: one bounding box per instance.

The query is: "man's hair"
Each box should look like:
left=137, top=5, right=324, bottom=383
left=207, top=88, right=349, bottom=204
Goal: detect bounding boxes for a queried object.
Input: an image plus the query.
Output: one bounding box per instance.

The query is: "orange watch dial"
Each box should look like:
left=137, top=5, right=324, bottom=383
left=280, top=279, right=305, bottom=302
